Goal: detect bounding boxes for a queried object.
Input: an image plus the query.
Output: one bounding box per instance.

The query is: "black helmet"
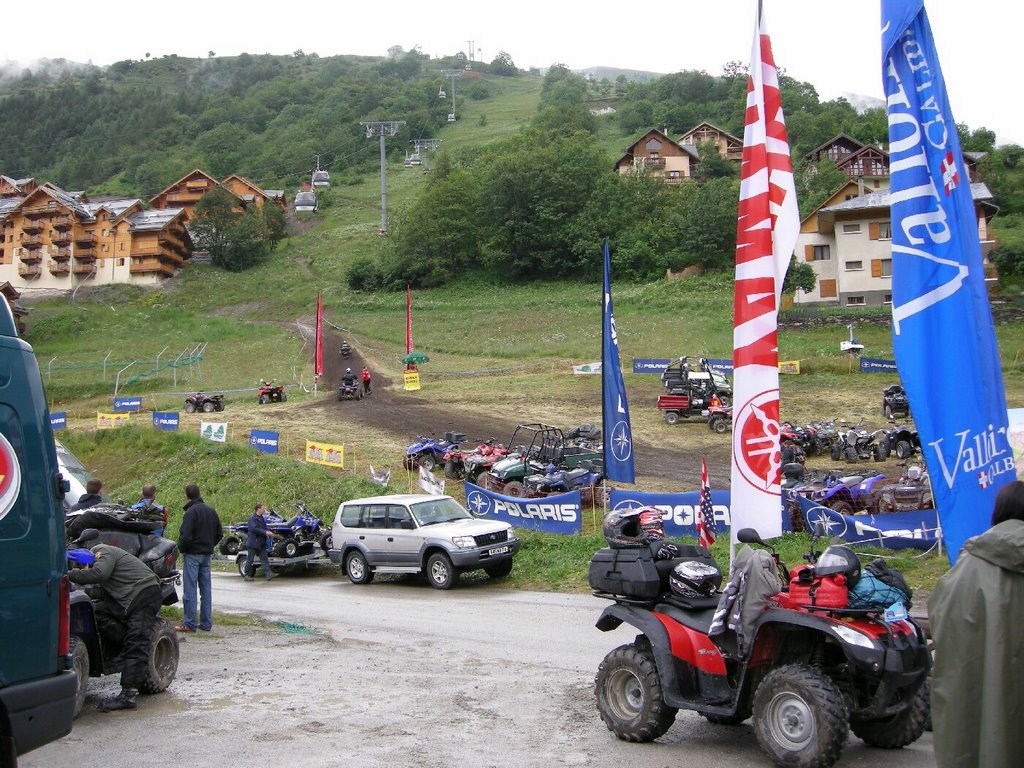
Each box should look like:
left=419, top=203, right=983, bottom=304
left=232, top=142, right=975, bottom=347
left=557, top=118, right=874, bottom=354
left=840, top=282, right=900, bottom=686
left=814, top=544, right=861, bottom=587
left=669, top=561, right=721, bottom=598
left=638, top=507, right=665, bottom=541
left=603, top=508, right=642, bottom=548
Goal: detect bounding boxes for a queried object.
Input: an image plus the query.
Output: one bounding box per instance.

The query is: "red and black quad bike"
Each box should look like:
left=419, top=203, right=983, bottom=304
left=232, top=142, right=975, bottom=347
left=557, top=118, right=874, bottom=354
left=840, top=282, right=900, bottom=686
left=443, top=437, right=504, bottom=480
left=338, top=380, right=363, bottom=401
left=184, top=391, right=224, bottom=414
left=590, top=527, right=931, bottom=768
left=257, top=379, right=287, bottom=404
left=707, top=404, right=732, bottom=434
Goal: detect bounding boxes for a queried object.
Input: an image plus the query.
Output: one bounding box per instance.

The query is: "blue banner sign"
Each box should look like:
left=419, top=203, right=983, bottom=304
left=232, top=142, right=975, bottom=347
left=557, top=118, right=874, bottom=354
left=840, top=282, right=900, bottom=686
left=633, top=358, right=671, bottom=374
left=464, top=483, right=581, bottom=534
left=793, top=494, right=938, bottom=551
left=706, top=358, right=734, bottom=375
left=152, top=412, right=179, bottom=431
left=49, top=412, right=67, bottom=430
left=113, top=397, right=143, bottom=412
left=609, top=489, right=734, bottom=538
left=860, top=357, right=897, bottom=373
left=249, top=429, right=280, bottom=454
left=602, top=241, right=635, bottom=483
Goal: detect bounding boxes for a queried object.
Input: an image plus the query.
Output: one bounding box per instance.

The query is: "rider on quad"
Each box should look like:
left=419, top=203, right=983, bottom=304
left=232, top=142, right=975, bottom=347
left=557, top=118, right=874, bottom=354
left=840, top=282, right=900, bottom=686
left=340, top=340, right=351, bottom=358
left=341, top=368, right=357, bottom=387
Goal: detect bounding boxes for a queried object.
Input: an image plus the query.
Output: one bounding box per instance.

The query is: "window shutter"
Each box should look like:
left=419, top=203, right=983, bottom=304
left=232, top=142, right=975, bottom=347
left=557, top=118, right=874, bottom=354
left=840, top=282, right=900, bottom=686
left=820, top=279, right=837, bottom=298
left=805, top=244, right=814, bottom=262
left=871, top=259, right=882, bottom=278
left=869, top=222, right=880, bottom=240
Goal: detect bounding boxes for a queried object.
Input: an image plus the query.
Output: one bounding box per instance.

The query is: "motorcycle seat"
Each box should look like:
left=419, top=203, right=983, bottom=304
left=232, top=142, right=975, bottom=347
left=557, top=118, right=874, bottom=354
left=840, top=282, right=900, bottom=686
left=654, top=601, right=719, bottom=634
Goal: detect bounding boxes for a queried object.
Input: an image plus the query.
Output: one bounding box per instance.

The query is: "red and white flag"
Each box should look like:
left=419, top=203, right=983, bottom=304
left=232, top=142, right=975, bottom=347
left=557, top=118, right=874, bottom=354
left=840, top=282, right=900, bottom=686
left=697, top=456, right=717, bottom=549
left=729, top=3, right=799, bottom=543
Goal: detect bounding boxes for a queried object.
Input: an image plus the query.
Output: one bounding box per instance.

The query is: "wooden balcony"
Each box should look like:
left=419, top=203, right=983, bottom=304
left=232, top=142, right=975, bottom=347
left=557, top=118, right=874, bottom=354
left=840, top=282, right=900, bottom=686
left=164, top=192, right=202, bottom=203
left=22, top=206, right=51, bottom=219
left=19, top=250, right=42, bottom=263
left=47, top=260, right=71, bottom=276
left=21, top=235, right=42, bottom=248
left=644, top=157, right=666, bottom=168
left=22, top=220, right=43, bottom=234
left=72, top=262, right=96, bottom=276
left=130, top=258, right=176, bottom=276
left=75, top=232, right=97, bottom=244
left=74, top=246, right=96, bottom=259
left=51, top=215, right=72, bottom=230
left=51, top=247, right=71, bottom=261
left=51, top=230, right=72, bottom=244
left=18, top=263, right=41, bottom=278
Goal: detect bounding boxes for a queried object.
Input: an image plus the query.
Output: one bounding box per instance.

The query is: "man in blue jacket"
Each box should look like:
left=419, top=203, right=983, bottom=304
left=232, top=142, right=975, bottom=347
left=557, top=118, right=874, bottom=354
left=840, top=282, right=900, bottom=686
left=244, top=503, right=278, bottom=582
left=176, top=484, right=222, bottom=633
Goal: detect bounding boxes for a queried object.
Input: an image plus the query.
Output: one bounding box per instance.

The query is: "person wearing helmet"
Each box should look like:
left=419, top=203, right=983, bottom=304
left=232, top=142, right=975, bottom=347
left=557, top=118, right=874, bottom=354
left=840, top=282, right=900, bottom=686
left=341, top=367, right=357, bottom=387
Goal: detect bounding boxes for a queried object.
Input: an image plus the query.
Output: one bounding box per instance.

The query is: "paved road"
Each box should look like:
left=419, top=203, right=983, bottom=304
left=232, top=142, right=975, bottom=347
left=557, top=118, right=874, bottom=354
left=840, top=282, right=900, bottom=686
left=25, top=570, right=935, bottom=768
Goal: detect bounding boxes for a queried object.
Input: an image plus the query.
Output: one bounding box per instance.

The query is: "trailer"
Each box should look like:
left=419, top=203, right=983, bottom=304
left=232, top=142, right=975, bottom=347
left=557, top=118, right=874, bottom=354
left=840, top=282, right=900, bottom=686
left=656, top=394, right=713, bottom=425
left=216, top=551, right=332, bottom=577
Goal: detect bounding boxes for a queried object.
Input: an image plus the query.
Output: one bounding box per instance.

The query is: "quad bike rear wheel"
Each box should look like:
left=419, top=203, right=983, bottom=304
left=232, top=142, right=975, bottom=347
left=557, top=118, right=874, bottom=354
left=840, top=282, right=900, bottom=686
left=595, top=640, right=678, bottom=742
left=874, top=440, right=891, bottom=461
left=138, top=620, right=180, bottom=694
left=444, top=459, right=466, bottom=480
left=895, top=440, right=913, bottom=460
left=829, top=500, right=854, bottom=516
left=830, top=445, right=842, bottom=462
left=502, top=480, right=525, bottom=497
left=710, top=416, right=729, bottom=434
left=844, top=446, right=858, bottom=464
left=752, top=664, right=848, bottom=768
left=218, top=536, right=240, bottom=556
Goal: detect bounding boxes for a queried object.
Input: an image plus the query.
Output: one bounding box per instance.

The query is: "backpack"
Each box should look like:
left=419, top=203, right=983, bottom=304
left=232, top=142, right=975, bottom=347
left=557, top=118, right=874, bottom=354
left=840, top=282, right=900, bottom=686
left=864, top=558, right=913, bottom=607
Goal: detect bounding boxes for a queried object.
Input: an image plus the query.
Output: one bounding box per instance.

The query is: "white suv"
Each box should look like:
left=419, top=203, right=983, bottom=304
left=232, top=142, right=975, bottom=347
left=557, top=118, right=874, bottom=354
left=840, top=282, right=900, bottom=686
left=328, top=494, right=520, bottom=589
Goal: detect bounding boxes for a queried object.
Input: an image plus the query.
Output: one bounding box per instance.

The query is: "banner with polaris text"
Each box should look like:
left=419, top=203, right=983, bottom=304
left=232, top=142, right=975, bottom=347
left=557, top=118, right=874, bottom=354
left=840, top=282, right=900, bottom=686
left=883, top=1, right=1014, bottom=561
left=152, top=412, right=179, bottom=431
left=860, top=357, right=898, bottom=373
left=632, top=358, right=735, bottom=375
left=601, top=240, right=635, bottom=483
left=113, top=397, right=143, bottom=412
left=49, top=412, right=67, bottom=430
left=249, top=429, right=279, bottom=454
left=464, top=483, right=581, bottom=534
left=793, top=494, right=939, bottom=551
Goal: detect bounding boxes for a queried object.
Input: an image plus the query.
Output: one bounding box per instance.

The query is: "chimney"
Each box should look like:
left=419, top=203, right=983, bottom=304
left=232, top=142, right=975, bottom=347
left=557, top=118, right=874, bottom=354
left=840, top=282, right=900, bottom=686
left=857, top=176, right=865, bottom=196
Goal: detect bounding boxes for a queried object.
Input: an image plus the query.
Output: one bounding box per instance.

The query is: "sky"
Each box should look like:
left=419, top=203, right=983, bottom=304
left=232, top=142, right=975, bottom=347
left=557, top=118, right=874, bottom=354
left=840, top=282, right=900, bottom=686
left=5, top=1, right=1021, bottom=145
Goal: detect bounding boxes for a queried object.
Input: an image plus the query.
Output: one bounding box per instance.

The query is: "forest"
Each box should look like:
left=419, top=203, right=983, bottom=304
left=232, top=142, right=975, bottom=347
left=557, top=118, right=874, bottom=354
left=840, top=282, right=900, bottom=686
left=1, top=50, right=1021, bottom=289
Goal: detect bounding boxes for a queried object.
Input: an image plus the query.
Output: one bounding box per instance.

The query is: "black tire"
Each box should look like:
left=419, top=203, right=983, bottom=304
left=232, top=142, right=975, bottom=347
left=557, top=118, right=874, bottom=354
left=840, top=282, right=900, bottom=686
left=356, top=389, right=362, bottom=400
left=345, top=551, right=374, bottom=585
left=281, top=540, right=299, bottom=558
left=259, top=395, right=268, bottom=404
left=830, top=500, right=854, bottom=516
left=502, top=480, right=526, bottom=498
left=844, top=446, right=858, bottom=464
left=138, top=620, right=179, bottom=694
left=484, top=559, right=514, bottom=579
left=830, top=445, right=842, bottom=462
left=426, top=552, right=458, bottom=589
left=851, top=679, right=930, bottom=749
left=874, top=441, right=891, bottom=461
left=804, top=441, right=819, bottom=457
left=711, top=416, right=729, bottom=434
left=70, top=636, right=90, bottom=718
left=752, top=664, right=849, bottom=768
left=280, top=392, right=287, bottom=402
left=884, top=404, right=893, bottom=419
left=236, top=555, right=255, bottom=577
left=895, top=440, right=913, bottom=460
left=184, top=401, right=196, bottom=414
left=218, top=537, right=240, bottom=556
left=595, top=642, right=678, bottom=742
left=702, top=711, right=749, bottom=726
left=663, top=411, right=680, bottom=426
left=444, top=459, right=465, bottom=480
left=319, top=531, right=333, bottom=553
left=215, top=402, right=224, bottom=412
left=418, top=453, right=437, bottom=472
left=202, top=401, right=215, bottom=413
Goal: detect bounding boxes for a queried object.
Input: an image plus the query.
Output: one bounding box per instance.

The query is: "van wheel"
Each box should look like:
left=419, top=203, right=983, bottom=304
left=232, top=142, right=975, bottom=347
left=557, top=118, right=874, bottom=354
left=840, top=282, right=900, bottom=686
left=595, top=642, right=677, bottom=742
left=70, top=637, right=90, bottom=718
left=139, top=620, right=179, bottom=694
left=345, top=551, right=374, bottom=585
left=753, top=664, right=848, bottom=768
left=426, top=552, right=458, bottom=589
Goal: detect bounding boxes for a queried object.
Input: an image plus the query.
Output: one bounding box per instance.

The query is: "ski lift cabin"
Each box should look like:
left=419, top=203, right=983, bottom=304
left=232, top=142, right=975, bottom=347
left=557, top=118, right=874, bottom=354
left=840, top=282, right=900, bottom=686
left=294, top=190, right=318, bottom=213
left=447, top=113, right=457, bottom=123
left=438, top=85, right=446, bottom=99
left=311, top=168, right=331, bottom=187
left=404, top=151, right=422, bottom=168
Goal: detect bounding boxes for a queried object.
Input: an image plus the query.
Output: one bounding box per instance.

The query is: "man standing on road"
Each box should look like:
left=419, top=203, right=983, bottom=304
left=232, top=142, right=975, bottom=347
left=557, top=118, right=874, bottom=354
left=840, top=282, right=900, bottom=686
left=68, top=542, right=163, bottom=711
left=243, top=503, right=277, bottom=582
left=177, top=484, right=222, bottom=633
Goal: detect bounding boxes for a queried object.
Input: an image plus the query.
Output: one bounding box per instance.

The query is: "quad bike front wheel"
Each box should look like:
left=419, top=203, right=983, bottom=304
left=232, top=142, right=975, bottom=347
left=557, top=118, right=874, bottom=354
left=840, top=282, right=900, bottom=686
left=830, top=445, right=842, bottom=462
left=418, top=453, right=437, bottom=472
left=851, top=679, right=930, bottom=749
left=502, top=480, right=526, bottom=497
left=595, top=641, right=678, bottom=742
left=710, top=416, right=729, bottom=434
left=218, top=536, right=240, bottom=556
left=752, top=664, right=848, bottom=768
left=184, top=401, right=196, bottom=413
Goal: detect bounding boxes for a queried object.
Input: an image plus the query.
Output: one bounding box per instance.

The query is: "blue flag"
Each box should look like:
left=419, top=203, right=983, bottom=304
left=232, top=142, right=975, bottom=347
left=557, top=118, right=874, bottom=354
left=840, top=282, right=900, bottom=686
left=602, top=240, right=635, bottom=483
left=882, top=1, right=1014, bottom=562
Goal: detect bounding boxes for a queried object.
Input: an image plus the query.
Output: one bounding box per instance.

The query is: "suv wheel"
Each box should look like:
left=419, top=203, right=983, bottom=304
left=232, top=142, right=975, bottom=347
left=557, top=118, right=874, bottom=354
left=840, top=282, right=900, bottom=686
left=426, top=552, right=459, bottom=589
left=345, top=551, right=374, bottom=585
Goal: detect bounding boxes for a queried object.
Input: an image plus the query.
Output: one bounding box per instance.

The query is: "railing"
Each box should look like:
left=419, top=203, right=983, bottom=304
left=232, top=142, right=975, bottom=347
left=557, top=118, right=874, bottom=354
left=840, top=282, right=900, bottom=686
left=51, top=215, right=72, bottom=229
left=74, top=247, right=96, bottom=259
left=18, top=250, right=42, bottom=263
left=47, top=261, right=71, bottom=276
left=22, top=220, right=43, bottom=233
left=644, top=157, right=666, bottom=168
left=130, top=258, right=175, bottom=276
left=20, top=235, right=42, bottom=247
left=52, top=247, right=71, bottom=260
left=75, top=232, right=97, bottom=244
left=72, top=263, right=96, bottom=276
left=51, top=230, right=72, bottom=243
left=18, top=264, right=41, bottom=277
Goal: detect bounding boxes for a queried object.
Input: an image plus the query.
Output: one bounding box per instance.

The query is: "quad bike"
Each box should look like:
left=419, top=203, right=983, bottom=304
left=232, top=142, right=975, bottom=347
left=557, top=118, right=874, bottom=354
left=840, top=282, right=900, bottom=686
left=340, top=341, right=352, bottom=358
left=706, top=404, right=732, bottom=434
left=462, top=442, right=512, bottom=485
left=67, top=528, right=181, bottom=718
left=523, top=459, right=605, bottom=504
left=830, top=423, right=888, bottom=463
left=878, top=422, right=920, bottom=460
left=590, top=527, right=930, bottom=768
left=257, top=379, right=286, bottom=404
left=338, top=380, right=363, bottom=401
left=403, top=432, right=465, bottom=472
left=882, top=384, right=910, bottom=420
left=873, top=461, right=934, bottom=513
left=217, top=504, right=321, bottom=558
left=443, top=438, right=505, bottom=480
left=184, top=391, right=224, bottom=414
left=784, top=469, right=889, bottom=517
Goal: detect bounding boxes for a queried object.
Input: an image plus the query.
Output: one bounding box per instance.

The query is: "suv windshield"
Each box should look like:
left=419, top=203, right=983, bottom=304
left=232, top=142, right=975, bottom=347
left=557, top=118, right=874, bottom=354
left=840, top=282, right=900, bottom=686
left=411, top=498, right=473, bottom=526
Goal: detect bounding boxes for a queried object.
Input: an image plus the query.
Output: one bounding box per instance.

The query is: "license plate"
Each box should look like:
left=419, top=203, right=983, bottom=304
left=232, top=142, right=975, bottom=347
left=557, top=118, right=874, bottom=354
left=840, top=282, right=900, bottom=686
left=488, top=546, right=510, bottom=556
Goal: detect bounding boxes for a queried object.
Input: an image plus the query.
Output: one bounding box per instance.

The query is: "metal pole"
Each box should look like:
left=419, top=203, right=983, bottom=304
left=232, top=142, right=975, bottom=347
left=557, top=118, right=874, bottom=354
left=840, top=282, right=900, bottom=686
left=155, top=345, right=168, bottom=370
left=114, top=362, right=136, bottom=398
left=380, top=132, right=388, bottom=232
left=103, top=350, right=112, bottom=381
left=48, top=355, right=57, bottom=382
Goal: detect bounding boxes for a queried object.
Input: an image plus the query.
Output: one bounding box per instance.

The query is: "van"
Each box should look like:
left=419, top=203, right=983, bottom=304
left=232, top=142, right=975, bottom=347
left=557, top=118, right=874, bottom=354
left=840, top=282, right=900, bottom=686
left=0, top=296, right=76, bottom=764
left=53, top=439, right=107, bottom=512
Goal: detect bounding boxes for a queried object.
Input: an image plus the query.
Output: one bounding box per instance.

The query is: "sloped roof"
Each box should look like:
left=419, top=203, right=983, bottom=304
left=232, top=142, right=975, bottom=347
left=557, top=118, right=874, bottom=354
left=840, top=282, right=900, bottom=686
left=821, top=182, right=992, bottom=213
left=149, top=168, right=220, bottom=203
left=616, top=127, right=700, bottom=165
left=681, top=121, right=743, bottom=145
left=127, top=208, right=186, bottom=231
left=805, top=133, right=868, bottom=160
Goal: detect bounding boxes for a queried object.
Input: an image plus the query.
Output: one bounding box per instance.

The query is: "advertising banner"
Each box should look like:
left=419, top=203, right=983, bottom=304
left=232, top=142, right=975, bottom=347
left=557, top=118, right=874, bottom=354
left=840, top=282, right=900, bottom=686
left=465, top=483, right=582, bottom=534
left=609, top=489, right=734, bottom=539
left=305, top=439, right=345, bottom=468
left=572, top=362, right=602, bottom=375
left=152, top=412, right=179, bottom=431
left=97, top=412, right=130, bottom=429
left=403, top=371, right=421, bottom=391
left=249, top=429, right=280, bottom=454
left=632, top=358, right=671, bottom=374
left=199, top=421, right=227, bottom=442
left=113, top=397, right=143, bottom=412
left=418, top=465, right=445, bottom=494
left=1008, top=408, right=1024, bottom=480
left=706, top=358, right=734, bottom=375
left=601, top=240, right=635, bottom=483
left=49, top=412, right=67, bottom=430
left=792, top=494, right=939, bottom=551
left=860, top=357, right=898, bottom=373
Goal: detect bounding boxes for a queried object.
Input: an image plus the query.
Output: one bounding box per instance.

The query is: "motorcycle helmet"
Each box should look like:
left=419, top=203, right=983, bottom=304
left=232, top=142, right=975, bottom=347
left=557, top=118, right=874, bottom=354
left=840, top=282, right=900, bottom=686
left=603, top=508, right=643, bottom=548
left=669, top=561, right=721, bottom=598
left=346, top=367, right=352, bottom=373
left=638, top=506, right=665, bottom=541
left=814, top=544, right=861, bottom=587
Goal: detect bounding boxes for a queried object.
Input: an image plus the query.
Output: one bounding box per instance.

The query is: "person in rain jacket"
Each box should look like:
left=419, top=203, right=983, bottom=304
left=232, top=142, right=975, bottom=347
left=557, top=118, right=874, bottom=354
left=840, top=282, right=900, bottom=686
left=928, top=479, right=1024, bottom=768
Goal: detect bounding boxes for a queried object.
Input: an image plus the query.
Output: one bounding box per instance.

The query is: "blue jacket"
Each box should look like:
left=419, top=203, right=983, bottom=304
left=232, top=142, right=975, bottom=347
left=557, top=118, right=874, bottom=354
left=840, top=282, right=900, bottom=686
left=245, top=512, right=270, bottom=551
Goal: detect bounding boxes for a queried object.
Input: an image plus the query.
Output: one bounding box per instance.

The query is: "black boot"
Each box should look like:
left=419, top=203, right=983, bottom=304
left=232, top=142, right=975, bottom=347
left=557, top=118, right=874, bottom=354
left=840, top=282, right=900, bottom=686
left=99, top=688, right=138, bottom=712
